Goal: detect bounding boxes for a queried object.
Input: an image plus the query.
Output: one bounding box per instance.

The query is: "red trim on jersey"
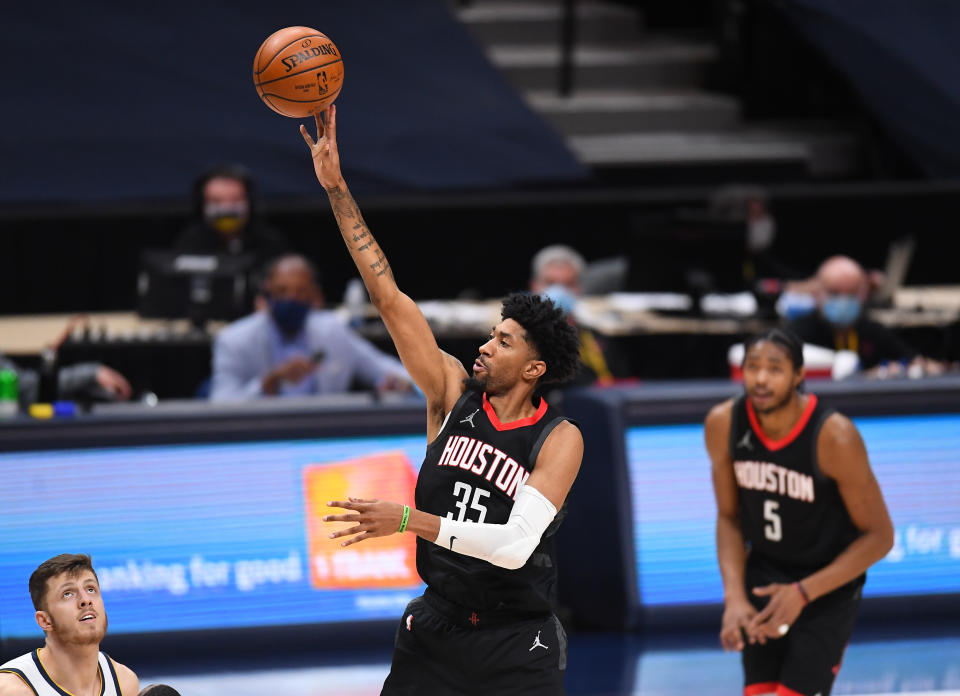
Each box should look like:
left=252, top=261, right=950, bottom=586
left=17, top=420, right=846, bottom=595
left=746, top=394, right=818, bottom=452
left=832, top=640, right=849, bottom=676
left=744, top=683, right=805, bottom=696
left=482, top=393, right=548, bottom=431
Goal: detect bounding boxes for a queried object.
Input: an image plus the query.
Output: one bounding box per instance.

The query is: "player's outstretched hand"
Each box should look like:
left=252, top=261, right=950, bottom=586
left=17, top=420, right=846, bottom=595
left=745, top=582, right=806, bottom=644
left=300, top=105, right=344, bottom=191
left=323, top=497, right=406, bottom=547
left=719, top=596, right=756, bottom=652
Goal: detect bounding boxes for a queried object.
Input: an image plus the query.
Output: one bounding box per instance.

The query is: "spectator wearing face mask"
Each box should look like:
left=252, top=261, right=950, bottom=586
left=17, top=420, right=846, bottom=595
left=209, top=254, right=411, bottom=401
left=174, top=164, right=289, bottom=267
left=788, top=255, right=918, bottom=373
left=529, top=245, right=632, bottom=387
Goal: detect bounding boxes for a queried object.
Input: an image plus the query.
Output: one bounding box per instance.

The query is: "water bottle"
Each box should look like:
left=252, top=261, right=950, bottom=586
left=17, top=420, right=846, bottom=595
left=0, top=369, right=19, bottom=419
left=344, top=278, right=367, bottom=329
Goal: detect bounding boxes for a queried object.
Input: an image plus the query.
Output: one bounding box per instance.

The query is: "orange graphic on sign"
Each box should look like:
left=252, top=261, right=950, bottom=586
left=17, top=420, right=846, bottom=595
left=303, top=452, right=419, bottom=589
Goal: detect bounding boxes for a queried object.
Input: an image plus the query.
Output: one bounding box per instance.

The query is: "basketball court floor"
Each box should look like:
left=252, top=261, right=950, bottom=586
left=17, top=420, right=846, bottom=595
left=139, top=627, right=960, bottom=695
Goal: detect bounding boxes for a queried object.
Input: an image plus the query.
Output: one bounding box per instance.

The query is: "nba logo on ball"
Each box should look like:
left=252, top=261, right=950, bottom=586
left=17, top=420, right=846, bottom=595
left=253, top=26, right=344, bottom=118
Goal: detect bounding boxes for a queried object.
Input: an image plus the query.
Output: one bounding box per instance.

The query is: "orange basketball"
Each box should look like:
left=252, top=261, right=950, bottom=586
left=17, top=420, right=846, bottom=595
left=253, top=26, right=344, bottom=118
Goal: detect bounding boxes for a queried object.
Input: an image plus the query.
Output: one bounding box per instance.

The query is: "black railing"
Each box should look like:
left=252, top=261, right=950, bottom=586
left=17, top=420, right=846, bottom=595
left=559, top=0, right=578, bottom=96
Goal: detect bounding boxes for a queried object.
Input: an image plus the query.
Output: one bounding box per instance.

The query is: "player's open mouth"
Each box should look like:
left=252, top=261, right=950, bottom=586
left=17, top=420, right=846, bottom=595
left=473, top=360, right=486, bottom=373
left=79, top=613, right=96, bottom=622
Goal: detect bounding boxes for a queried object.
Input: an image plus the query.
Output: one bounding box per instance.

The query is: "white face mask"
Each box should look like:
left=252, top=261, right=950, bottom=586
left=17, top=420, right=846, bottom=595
left=204, top=202, right=249, bottom=234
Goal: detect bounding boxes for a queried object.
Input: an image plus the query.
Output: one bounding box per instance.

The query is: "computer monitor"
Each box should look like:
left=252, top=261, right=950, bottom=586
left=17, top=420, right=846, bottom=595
left=626, top=212, right=747, bottom=295
left=137, top=251, right=256, bottom=323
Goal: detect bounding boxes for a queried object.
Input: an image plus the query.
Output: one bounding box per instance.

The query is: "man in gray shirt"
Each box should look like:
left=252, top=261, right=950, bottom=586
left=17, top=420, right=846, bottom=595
left=210, top=254, right=411, bottom=401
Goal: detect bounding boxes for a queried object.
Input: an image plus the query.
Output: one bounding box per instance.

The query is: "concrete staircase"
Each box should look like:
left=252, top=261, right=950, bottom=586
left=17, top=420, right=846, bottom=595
left=457, top=0, right=863, bottom=185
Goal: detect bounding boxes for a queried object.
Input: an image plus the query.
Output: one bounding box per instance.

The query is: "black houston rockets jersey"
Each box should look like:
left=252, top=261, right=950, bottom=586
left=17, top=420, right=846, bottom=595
left=729, top=393, right=861, bottom=577
left=416, top=389, right=576, bottom=616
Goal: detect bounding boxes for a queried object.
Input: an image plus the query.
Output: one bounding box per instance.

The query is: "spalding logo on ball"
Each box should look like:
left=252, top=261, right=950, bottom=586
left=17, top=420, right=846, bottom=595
left=253, top=26, right=344, bottom=118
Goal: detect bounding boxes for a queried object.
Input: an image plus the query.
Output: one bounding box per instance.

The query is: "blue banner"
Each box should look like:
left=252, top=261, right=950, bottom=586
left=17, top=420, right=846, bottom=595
left=0, top=435, right=428, bottom=639
left=626, top=413, right=960, bottom=605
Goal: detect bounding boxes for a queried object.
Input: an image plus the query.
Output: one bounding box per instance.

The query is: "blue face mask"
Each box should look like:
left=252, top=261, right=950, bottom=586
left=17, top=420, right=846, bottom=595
left=270, top=298, right=311, bottom=334
left=542, top=284, right=577, bottom=315
left=821, top=295, right=861, bottom=327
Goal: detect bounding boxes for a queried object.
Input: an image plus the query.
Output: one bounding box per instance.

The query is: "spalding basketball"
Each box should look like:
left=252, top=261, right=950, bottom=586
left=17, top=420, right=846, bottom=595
left=253, top=26, right=344, bottom=118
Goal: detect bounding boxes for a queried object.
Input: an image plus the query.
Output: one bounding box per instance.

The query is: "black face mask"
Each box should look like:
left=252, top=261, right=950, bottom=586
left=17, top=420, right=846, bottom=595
left=269, top=298, right=311, bottom=334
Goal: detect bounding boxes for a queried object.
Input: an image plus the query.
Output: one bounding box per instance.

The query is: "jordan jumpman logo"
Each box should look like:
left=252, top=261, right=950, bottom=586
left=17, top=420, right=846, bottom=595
left=529, top=630, right=549, bottom=652
left=460, top=409, right=480, bottom=428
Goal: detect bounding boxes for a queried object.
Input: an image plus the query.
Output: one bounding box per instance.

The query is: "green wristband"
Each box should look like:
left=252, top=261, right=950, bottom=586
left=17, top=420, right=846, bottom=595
left=397, top=505, right=411, bottom=534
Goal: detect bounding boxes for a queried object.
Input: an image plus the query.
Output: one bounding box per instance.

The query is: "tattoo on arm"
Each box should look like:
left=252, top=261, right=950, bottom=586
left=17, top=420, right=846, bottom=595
left=328, top=186, right=393, bottom=280
left=329, top=189, right=357, bottom=227
left=352, top=225, right=372, bottom=251
left=356, top=227, right=372, bottom=251
left=366, top=248, right=392, bottom=277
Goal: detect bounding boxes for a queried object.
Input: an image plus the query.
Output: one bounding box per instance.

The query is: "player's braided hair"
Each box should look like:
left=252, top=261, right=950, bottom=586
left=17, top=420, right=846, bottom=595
left=743, top=327, right=804, bottom=370
left=500, top=292, right=580, bottom=385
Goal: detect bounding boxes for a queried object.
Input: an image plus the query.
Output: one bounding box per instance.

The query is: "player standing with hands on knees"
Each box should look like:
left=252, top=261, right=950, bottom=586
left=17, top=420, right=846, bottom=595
left=705, top=328, right=894, bottom=696
left=300, top=106, right=583, bottom=695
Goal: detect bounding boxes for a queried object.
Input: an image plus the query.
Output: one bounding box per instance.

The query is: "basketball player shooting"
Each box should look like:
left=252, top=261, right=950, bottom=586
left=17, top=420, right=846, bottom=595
left=705, top=329, right=894, bottom=696
left=301, top=106, right=584, bottom=695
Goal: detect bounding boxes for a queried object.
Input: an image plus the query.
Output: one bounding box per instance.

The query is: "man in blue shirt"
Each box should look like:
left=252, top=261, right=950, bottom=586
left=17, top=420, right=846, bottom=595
left=210, top=254, right=410, bottom=401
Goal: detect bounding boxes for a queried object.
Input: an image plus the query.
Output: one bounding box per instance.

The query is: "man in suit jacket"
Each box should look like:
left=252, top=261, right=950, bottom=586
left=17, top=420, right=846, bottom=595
left=210, top=254, right=410, bottom=401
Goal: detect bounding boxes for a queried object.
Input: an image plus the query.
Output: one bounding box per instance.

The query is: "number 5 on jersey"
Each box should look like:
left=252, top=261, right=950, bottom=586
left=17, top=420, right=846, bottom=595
left=764, top=499, right=782, bottom=541
left=448, top=481, right=489, bottom=523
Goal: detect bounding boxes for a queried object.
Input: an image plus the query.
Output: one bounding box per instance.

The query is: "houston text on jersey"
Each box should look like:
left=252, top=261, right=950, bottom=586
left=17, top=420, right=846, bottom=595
left=435, top=435, right=530, bottom=500
left=733, top=460, right=815, bottom=503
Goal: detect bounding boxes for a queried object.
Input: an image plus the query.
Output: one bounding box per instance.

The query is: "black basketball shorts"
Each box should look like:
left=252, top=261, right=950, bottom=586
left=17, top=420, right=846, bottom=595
left=742, top=566, right=863, bottom=696
left=381, top=594, right=567, bottom=696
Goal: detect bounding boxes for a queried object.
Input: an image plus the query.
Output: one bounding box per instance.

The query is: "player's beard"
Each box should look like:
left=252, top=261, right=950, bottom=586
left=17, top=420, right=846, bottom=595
left=50, top=612, right=108, bottom=647
left=464, top=373, right=507, bottom=397
left=463, top=376, right=485, bottom=394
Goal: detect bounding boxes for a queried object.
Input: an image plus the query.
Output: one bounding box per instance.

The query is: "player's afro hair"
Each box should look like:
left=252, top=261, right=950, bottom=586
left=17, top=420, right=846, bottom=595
left=500, top=292, right=581, bottom=385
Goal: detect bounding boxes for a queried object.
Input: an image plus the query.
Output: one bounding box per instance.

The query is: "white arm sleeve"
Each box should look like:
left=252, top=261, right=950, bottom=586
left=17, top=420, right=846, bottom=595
left=434, top=484, right=557, bottom=570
